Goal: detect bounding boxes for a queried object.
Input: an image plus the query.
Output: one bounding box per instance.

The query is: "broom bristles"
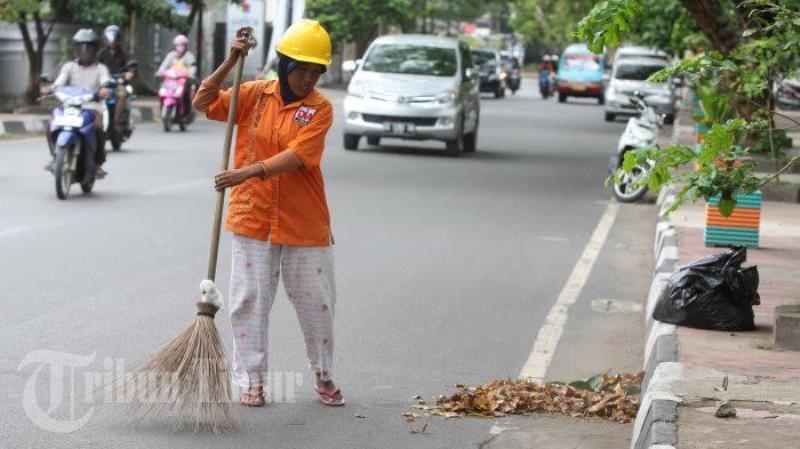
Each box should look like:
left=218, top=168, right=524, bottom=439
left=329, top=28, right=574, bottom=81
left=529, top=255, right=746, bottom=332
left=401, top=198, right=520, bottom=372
left=107, top=298, right=236, bottom=434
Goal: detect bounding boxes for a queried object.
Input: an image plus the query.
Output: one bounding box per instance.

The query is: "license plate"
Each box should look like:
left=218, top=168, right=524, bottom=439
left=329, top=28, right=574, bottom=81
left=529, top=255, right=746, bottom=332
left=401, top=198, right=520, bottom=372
left=572, top=83, right=587, bottom=92
left=383, top=122, right=416, bottom=136
left=53, top=115, right=84, bottom=127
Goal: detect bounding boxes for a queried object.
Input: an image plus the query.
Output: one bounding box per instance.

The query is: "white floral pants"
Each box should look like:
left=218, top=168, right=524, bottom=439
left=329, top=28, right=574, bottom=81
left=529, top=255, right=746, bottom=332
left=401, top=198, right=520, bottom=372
left=229, top=234, right=337, bottom=387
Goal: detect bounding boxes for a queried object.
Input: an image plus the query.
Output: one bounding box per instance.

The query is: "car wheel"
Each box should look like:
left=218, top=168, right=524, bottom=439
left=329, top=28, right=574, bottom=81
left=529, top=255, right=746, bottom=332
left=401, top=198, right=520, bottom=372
left=367, top=136, right=380, bottom=146
left=598, top=94, right=605, bottom=105
left=664, top=114, right=675, bottom=125
left=344, top=133, right=360, bottom=151
left=494, top=87, right=503, bottom=99
left=445, top=127, right=464, bottom=157
left=558, top=93, right=567, bottom=103
left=464, top=117, right=478, bottom=153
left=604, top=112, right=615, bottom=122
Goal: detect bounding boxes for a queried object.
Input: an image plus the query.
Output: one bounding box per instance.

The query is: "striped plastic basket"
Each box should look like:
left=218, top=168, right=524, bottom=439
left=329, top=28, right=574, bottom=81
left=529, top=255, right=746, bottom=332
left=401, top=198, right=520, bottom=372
left=704, top=191, right=762, bottom=248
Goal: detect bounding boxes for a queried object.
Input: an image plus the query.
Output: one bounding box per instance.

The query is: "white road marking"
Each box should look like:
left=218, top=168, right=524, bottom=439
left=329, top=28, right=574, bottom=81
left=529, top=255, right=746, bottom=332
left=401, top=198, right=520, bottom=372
left=537, top=235, right=570, bottom=243
left=0, top=223, right=56, bottom=239
left=519, top=202, right=619, bottom=382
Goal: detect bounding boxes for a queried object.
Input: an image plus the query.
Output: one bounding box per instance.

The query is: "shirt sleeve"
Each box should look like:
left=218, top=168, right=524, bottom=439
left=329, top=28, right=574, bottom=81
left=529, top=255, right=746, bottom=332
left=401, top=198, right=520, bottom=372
left=286, top=101, right=333, bottom=170
left=193, top=79, right=261, bottom=124
left=98, top=63, right=111, bottom=86
left=185, top=52, right=197, bottom=77
left=156, top=52, right=174, bottom=76
left=52, top=62, right=72, bottom=88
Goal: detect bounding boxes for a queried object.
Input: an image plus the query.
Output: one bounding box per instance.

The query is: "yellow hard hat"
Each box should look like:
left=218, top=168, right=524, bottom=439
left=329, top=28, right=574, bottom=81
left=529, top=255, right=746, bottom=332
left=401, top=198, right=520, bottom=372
left=276, top=19, right=332, bottom=66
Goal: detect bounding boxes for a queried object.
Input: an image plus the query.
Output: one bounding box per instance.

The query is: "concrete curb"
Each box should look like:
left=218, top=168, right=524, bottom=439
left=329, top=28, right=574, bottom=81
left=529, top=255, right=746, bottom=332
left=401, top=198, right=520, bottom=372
left=631, top=186, right=681, bottom=449
left=0, top=104, right=158, bottom=136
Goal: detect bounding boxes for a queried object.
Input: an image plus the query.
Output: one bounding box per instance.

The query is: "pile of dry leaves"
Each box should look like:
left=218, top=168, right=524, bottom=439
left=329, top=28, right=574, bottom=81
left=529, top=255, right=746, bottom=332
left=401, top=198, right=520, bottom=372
left=409, top=370, right=643, bottom=424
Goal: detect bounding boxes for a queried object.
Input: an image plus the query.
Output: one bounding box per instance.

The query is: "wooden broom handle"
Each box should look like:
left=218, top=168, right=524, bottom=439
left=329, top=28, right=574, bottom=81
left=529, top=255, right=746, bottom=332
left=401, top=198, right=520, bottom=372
left=207, top=52, right=246, bottom=281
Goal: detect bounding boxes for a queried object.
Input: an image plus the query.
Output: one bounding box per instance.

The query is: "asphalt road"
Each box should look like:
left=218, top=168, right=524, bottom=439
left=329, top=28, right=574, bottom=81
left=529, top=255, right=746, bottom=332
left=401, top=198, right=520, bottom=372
left=0, top=79, right=655, bottom=449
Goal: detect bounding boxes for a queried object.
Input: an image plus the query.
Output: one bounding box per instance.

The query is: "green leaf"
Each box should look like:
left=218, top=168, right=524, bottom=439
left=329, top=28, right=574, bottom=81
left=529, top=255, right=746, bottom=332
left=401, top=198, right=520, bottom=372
left=718, top=196, right=736, bottom=217
left=569, top=380, right=593, bottom=391
left=587, top=374, right=604, bottom=392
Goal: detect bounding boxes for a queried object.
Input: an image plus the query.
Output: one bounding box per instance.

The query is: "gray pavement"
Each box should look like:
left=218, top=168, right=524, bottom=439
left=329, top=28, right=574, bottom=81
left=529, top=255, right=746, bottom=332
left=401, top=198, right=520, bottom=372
left=0, top=79, right=654, bottom=448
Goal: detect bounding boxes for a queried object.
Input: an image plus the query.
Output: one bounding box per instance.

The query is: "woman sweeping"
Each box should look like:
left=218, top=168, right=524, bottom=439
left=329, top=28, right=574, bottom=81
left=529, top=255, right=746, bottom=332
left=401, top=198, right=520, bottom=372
left=193, top=21, right=343, bottom=407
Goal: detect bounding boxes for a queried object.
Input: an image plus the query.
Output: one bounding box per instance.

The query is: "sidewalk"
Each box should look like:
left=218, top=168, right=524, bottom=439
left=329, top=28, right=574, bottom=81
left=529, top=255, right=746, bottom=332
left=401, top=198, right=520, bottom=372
left=0, top=97, right=160, bottom=136
left=631, top=109, right=800, bottom=449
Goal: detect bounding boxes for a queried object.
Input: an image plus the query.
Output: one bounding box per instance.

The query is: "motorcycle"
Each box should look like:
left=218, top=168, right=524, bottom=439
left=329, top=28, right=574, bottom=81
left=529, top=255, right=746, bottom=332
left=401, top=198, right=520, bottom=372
left=609, top=92, right=664, bottom=203
left=104, top=64, right=137, bottom=151
left=539, top=68, right=552, bottom=99
left=507, top=66, right=521, bottom=94
left=158, top=65, right=195, bottom=132
left=46, top=86, right=106, bottom=199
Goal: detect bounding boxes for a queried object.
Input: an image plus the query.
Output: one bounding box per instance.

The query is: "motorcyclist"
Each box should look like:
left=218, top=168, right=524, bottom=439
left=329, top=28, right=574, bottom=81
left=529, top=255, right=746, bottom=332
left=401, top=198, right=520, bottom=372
left=538, top=55, right=553, bottom=96
left=156, top=35, right=197, bottom=115
left=41, top=29, right=111, bottom=178
left=98, top=25, right=136, bottom=133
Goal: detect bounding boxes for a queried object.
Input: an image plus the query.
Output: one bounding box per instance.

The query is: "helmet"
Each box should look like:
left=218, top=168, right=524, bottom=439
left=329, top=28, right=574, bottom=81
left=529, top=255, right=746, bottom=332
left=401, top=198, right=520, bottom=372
left=73, top=29, right=99, bottom=45
left=103, top=25, right=121, bottom=45
left=543, top=55, right=551, bottom=62
left=276, top=19, right=332, bottom=66
left=173, top=35, right=189, bottom=47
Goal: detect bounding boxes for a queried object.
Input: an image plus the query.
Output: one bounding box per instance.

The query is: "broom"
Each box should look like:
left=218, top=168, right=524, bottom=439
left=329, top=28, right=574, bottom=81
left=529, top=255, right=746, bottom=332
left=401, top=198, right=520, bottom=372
left=109, top=32, right=254, bottom=434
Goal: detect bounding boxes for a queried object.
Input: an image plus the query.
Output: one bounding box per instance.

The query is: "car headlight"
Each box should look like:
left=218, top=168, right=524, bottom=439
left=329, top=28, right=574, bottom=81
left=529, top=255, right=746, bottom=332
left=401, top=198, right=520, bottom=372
left=347, top=79, right=365, bottom=98
left=437, top=89, right=457, bottom=104
left=605, top=88, right=619, bottom=102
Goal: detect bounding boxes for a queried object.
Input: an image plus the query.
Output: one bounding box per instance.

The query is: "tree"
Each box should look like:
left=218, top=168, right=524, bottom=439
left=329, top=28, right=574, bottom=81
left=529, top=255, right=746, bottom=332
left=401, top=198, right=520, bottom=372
left=0, top=0, right=178, bottom=104
left=630, top=0, right=705, bottom=57
left=581, top=0, right=800, bottom=215
left=511, top=0, right=595, bottom=52
left=306, top=0, right=411, bottom=57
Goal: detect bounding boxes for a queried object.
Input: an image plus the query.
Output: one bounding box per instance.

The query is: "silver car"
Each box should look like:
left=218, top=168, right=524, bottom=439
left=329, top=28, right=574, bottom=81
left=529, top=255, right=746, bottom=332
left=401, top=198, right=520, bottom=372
left=604, top=57, right=676, bottom=124
left=342, top=35, right=481, bottom=156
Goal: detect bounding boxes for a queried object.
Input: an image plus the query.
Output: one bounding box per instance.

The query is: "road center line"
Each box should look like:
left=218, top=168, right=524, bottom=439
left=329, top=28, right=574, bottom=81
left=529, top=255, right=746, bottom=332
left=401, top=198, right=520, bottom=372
left=518, top=202, right=619, bottom=381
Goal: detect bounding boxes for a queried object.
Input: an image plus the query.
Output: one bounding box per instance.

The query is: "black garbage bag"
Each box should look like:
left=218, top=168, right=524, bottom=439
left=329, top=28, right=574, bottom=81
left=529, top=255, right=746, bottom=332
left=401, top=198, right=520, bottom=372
left=653, top=246, right=760, bottom=331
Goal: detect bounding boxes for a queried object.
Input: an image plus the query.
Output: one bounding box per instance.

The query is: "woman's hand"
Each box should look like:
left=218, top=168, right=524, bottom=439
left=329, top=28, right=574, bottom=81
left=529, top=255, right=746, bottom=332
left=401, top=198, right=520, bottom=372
left=214, top=164, right=262, bottom=191
left=229, top=27, right=254, bottom=60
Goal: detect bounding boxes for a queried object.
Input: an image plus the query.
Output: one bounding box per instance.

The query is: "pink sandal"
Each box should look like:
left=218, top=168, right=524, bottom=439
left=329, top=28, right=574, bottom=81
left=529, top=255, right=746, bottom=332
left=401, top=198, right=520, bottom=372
left=314, top=385, right=345, bottom=406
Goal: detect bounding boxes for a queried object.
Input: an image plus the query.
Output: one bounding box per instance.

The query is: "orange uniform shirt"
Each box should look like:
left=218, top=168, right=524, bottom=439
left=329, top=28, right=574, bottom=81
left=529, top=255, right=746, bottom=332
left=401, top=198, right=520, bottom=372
left=194, top=79, right=333, bottom=246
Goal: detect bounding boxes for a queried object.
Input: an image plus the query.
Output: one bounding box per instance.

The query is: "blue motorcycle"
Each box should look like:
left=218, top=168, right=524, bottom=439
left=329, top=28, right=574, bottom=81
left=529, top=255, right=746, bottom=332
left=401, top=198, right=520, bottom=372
left=539, top=68, right=552, bottom=99
left=47, top=86, right=102, bottom=199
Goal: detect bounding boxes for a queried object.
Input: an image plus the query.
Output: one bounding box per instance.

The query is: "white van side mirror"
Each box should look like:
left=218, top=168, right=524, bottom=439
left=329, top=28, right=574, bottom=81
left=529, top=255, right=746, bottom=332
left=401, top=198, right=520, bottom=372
left=342, top=59, right=360, bottom=73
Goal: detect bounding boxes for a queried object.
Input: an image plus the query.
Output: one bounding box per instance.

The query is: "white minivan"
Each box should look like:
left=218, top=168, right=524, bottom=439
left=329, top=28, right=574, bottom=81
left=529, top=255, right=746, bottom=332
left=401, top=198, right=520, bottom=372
left=341, top=35, right=481, bottom=156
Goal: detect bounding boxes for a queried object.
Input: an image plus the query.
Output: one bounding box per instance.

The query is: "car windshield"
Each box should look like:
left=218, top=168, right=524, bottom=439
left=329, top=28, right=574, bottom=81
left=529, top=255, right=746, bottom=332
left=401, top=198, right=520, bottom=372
left=615, top=64, right=665, bottom=81
left=562, top=56, right=600, bottom=71
left=363, top=44, right=457, bottom=77
left=472, top=51, right=495, bottom=67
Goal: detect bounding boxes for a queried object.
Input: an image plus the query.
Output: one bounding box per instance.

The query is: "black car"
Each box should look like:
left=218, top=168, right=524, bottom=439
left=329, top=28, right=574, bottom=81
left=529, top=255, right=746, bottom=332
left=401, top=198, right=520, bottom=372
left=471, top=49, right=507, bottom=98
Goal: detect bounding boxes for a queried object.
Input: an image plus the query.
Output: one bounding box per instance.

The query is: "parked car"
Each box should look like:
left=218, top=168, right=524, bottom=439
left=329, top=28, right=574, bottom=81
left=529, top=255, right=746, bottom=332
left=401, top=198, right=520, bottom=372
left=612, top=46, right=669, bottom=68
left=604, top=57, right=676, bottom=123
left=556, top=43, right=606, bottom=104
left=777, top=77, right=800, bottom=110
left=471, top=48, right=507, bottom=98
left=342, top=35, right=481, bottom=156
